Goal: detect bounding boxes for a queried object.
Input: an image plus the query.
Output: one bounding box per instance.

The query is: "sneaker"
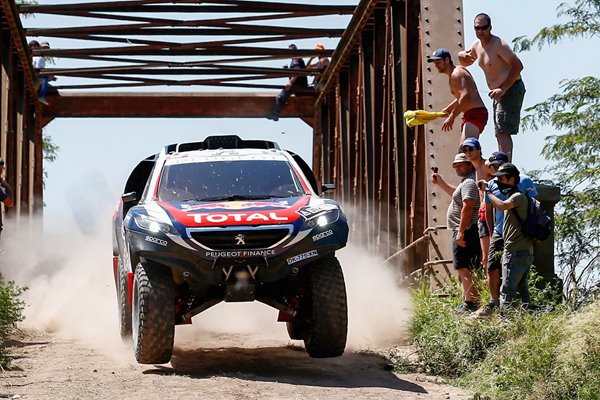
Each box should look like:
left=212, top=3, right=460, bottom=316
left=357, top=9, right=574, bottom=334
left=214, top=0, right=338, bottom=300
left=39, top=97, right=49, bottom=105
left=266, top=113, right=279, bottom=121
left=454, top=301, right=478, bottom=314
left=473, top=300, right=499, bottom=317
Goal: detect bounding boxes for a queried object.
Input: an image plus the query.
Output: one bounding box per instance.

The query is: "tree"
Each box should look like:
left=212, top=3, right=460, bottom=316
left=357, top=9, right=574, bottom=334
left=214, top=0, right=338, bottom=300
left=514, top=0, right=600, bottom=297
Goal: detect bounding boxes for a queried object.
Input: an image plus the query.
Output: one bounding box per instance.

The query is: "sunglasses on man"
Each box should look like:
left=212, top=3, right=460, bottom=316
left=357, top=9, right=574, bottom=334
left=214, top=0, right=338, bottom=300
left=474, top=24, right=490, bottom=31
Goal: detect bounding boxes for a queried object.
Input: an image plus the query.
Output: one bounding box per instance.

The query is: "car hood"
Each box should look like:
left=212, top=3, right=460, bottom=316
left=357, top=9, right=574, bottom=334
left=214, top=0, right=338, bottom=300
left=155, top=195, right=314, bottom=227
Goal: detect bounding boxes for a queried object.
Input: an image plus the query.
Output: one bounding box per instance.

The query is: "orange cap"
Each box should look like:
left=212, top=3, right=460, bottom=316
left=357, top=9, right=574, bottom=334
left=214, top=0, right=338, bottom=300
left=314, top=43, right=325, bottom=51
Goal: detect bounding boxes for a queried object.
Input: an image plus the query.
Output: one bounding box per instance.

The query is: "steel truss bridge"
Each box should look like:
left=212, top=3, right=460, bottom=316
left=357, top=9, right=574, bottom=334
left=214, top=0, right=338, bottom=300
left=0, top=0, right=472, bottom=278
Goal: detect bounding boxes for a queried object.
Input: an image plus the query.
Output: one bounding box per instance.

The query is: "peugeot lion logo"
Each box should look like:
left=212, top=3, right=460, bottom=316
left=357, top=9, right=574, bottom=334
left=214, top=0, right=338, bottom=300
left=235, top=234, right=246, bottom=245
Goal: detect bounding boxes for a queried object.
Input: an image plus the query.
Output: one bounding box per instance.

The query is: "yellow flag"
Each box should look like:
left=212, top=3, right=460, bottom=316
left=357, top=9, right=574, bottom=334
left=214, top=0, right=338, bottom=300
left=403, top=110, right=448, bottom=127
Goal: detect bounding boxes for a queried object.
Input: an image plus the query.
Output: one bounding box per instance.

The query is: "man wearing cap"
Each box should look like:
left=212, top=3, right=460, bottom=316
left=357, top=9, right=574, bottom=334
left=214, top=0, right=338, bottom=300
left=307, top=43, right=330, bottom=87
left=267, top=44, right=309, bottom=121
left=0, top=158, right=14, bottom=239
left=461, top=137, right=494, bottom=274
left=478, top=162, right=534, bottom=309
left=474, top=153, right=537, bottom=315
left=458, top=13, right=525, bottom=161
left=428, top=48, right=488, bottom=145
left=432, top=153, right=481, bottom=313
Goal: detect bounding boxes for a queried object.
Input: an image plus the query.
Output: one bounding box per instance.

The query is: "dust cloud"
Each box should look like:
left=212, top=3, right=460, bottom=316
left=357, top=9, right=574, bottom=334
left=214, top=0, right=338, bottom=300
left=0, top=195, right=412, bottom=358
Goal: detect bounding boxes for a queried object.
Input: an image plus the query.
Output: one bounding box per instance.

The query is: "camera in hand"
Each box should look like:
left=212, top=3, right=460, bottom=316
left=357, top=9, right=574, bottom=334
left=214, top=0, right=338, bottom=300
left=478, top=181, right=486, bottom=190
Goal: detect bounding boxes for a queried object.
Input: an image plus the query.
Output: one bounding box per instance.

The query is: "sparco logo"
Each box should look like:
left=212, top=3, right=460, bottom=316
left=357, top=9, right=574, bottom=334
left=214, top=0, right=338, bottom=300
left=312, top=229, right=333, bottom=241
left=235, top=234, right=246, bottom=245
left=145, top=235, right=167, bottom=247
left=287, top=250, right=318, bottom=265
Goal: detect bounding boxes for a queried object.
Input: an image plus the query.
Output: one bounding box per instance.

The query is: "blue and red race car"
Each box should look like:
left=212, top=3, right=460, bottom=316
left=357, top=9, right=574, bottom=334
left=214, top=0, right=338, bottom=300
left=112, top=135, right=349, bottom=364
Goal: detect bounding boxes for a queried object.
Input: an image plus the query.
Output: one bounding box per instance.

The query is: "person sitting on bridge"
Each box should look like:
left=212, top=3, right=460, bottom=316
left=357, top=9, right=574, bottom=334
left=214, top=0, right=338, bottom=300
left=307, top=43, right=330, bottom=87
left=29, top=41, right=56, bottom=106
left=428, top=48, right=488, bottom=145
left=267, top=44, right=309, bottom=122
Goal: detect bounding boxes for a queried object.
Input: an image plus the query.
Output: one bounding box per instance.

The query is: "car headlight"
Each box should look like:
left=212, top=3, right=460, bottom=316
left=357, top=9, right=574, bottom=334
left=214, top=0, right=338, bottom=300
left=133, top=215, right=177, bottom=235
left=305, top=209, right=340, bottom=228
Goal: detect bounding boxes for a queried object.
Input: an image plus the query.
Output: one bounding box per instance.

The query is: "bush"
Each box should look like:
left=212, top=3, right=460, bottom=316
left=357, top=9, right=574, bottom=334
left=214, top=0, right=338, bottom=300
left=409, top=280, right=505, bottom=378
left=459, top=303, right=600, bottom=400
left=0, top=273, right=27, bottom=365
left=405, top=271, right=600, bottom=400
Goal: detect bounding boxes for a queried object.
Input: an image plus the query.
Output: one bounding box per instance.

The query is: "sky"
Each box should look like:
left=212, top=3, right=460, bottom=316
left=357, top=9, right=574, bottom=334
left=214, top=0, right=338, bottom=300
left=34, top=0, right=600, bottom=230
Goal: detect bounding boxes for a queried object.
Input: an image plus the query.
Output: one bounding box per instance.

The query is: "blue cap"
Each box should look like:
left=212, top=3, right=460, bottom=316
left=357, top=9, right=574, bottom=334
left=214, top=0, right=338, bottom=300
left=461, top=137, right=481, bottom=150
left=427, top=48, right=451, bottom=62
left=488, top=151, right=509, bottom=166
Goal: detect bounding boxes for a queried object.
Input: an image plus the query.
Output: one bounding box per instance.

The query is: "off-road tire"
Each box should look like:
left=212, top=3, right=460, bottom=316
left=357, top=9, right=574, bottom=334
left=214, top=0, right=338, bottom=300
left=304, top=256, right=348, bottom=358
left=286, top=319, right=308, bottom=340
left=132, top=262, right=175, bottom=364
left=117, top=257, right=132, bottom=341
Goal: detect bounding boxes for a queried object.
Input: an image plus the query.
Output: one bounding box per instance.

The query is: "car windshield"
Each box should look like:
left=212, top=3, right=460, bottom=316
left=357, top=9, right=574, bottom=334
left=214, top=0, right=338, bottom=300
left=157, top=159, right=306, bottom=202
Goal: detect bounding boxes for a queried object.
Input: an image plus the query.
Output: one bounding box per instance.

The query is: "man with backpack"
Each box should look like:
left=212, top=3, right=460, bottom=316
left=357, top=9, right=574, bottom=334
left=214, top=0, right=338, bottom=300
left=478, top=162, right=534, bottom=309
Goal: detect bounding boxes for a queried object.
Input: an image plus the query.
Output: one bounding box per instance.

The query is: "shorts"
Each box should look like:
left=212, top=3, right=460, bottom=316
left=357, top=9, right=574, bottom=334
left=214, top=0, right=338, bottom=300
left=494, top=79, right=526, bottom=135
left=461, top=107, right=488, bottom=133
left=478, top=220, right=489, bottom=238
left=487, top=232, right=504, bottom=272
left=452, top=225, right=481, bottom=270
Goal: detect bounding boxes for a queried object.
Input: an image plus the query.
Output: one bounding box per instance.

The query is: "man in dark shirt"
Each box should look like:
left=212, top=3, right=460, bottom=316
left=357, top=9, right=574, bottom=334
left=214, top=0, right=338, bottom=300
left=267, top=44, right=308, bottom=121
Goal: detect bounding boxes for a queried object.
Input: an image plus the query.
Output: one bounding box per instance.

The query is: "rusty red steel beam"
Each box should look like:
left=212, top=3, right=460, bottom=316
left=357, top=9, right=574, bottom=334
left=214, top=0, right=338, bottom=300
left=316, top=0, right=379, bottom=105
left=41, top=92, right=314, bottom=119
left=26, top=24, right=345, bottom=37
left=41, top=64, right=321, bottom=77
left=42, top=32, right=324, bottom=51
left=34, top=45, right=334, bottom=59
left=19, top=1, right=356, bottom=14
left=25, top=10, right=333, bottom=26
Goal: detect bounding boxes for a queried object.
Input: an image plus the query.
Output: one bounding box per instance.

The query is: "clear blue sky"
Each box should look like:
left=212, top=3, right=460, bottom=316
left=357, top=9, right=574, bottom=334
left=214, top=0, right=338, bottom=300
left=39, top=0, right=599, bottom=229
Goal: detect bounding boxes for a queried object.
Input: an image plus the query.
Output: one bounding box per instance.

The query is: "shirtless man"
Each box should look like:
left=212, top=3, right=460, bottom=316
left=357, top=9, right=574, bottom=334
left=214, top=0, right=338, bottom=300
left=428, top=48, right=488, bottom=144
left=458, top=13, right=525, bottom=161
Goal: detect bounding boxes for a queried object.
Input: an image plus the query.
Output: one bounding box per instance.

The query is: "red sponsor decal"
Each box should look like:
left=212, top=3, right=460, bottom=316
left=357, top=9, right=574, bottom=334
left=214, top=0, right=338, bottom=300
left=157, top=196, right=310, bottom=226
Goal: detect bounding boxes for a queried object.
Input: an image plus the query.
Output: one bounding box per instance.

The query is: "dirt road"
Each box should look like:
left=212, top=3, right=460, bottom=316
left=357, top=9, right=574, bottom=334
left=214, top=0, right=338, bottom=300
left=2, top=329, right=470, bottom=400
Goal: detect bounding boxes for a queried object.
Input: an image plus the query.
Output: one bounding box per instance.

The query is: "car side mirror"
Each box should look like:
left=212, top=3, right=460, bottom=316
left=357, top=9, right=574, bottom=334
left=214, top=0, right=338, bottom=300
left=321, top=184, right=335, bottom=193
left=121, top=191, right=137, bottom=203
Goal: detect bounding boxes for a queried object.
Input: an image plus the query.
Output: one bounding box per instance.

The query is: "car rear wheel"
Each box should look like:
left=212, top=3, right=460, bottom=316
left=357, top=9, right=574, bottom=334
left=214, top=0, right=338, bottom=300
left=132, top=262, right=175, bottom=364
left=304, top=256, right=348, bottom=358
left=117, top=257, right=132, bottom=341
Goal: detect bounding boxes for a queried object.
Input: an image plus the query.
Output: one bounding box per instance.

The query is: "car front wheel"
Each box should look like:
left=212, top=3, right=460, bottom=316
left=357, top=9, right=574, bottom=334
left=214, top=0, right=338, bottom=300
left=132, top=262, right=175, bottom=364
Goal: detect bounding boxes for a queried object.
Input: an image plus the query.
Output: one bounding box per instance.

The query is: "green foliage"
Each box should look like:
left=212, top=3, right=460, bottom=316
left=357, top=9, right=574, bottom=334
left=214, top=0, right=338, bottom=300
left=409, top=281, right=504, bottom=378
left=0, top=273, right=27, bottom=366
left=42, top=133, right=59, bottom=191
left=406, top=276, right=600, bottom=400
left=513, top=0, right=600, bottom=52
left=513, top=0, right=600, bottom=295
left=459, top=303, right=600, bottom=400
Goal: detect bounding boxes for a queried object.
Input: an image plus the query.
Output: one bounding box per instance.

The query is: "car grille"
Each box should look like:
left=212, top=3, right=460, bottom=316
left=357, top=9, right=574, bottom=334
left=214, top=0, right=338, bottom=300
left=189, top=228, right=291, bottom=250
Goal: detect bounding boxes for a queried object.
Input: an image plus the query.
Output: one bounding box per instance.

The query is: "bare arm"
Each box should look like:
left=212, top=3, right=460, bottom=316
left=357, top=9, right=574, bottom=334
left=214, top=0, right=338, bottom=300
left=485, top=202, right=494, bottom=235
left=487, top=191, right=515, bottom=211
left=458, top=42, right=478, bottom=66
left=442, top=71, right=471, bottom=132
left=442, top=99, right=457, bottom=114
left=459, top=199, right=476, bottom=233
left=431, top=172, right=456, bottom=197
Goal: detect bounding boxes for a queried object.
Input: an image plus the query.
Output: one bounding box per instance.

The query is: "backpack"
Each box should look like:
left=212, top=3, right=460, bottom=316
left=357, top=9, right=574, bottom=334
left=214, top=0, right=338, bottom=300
left=512, top=196, right=552, bottom=241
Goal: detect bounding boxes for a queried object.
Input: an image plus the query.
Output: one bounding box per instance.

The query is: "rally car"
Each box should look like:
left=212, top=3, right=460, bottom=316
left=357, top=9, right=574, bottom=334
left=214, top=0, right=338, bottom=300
left=112, top=135, right=349, bottom=364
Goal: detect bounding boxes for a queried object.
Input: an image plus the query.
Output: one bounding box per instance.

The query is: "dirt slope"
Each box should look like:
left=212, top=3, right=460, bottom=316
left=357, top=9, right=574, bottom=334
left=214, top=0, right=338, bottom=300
left=1, top=329, right=471, bottom=400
